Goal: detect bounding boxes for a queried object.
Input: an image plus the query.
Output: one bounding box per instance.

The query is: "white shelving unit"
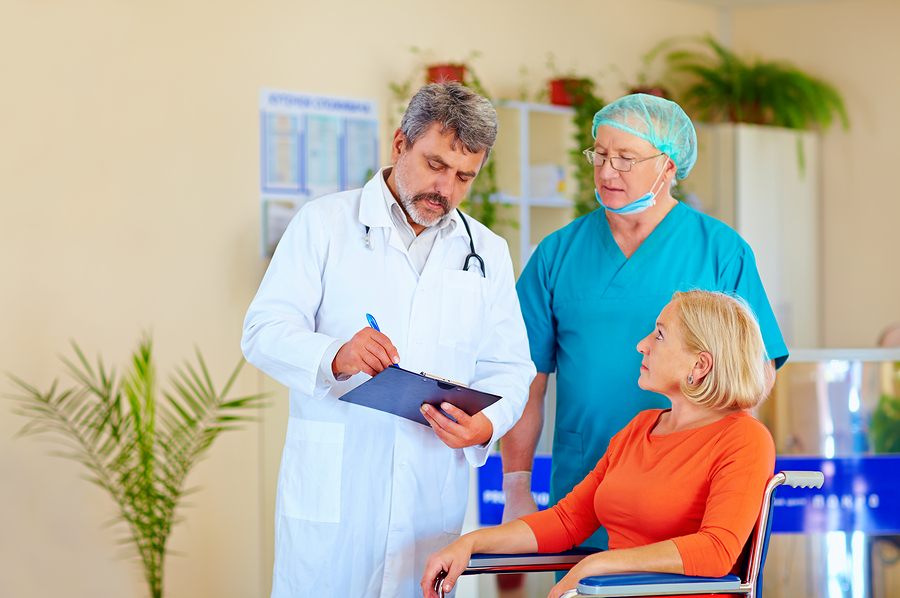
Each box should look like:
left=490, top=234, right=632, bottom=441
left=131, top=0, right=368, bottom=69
left=491, top=101, right=576, bottom=273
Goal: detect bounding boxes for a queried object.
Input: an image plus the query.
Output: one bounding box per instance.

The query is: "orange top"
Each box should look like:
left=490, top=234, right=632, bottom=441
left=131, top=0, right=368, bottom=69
left=521, top=409, right=775, bottom=577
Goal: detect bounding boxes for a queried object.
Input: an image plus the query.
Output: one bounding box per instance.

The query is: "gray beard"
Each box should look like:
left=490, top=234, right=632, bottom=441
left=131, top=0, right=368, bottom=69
left=395, top=163, right=451, bottom=227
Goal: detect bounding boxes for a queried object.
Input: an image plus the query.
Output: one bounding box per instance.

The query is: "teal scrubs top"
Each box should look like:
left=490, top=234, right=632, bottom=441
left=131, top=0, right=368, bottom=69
left=516, top=202, right=788, bottom=550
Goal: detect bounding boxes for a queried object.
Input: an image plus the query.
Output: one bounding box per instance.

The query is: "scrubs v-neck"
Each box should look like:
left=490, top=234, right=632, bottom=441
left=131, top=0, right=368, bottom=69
left=516, top=202, right=787, bottom=550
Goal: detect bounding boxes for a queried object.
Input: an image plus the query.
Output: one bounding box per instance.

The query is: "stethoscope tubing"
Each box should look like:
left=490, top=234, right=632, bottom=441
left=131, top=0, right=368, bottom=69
left=363, top=208, right=485, bottom=277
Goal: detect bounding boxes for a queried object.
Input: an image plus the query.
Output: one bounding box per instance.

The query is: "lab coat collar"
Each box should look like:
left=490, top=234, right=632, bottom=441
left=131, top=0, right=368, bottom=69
left=358, top=167, right=465, bottom=240
left=358, top=167, right=396, bottom=232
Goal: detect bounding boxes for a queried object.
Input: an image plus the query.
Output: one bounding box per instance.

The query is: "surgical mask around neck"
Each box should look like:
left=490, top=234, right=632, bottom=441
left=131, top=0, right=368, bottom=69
left=595, top=165, right=667, bottom=215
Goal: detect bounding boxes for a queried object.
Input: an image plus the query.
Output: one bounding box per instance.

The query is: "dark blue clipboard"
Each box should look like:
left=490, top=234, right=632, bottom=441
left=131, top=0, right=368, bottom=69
left=338, top=365, right=501, bottom=427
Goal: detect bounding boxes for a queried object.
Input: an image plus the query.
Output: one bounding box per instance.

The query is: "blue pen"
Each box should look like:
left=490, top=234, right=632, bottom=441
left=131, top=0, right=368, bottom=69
left=366, top=313, right=399, bottom=366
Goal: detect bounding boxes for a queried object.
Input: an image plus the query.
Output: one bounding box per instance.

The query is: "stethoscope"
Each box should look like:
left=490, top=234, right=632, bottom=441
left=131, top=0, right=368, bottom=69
left=364, top=208, right=485, bottom=277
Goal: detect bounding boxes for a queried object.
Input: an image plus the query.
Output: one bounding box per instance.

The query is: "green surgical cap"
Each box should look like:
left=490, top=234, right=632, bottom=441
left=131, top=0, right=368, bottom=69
left=592, top=94, right=697, bottom=180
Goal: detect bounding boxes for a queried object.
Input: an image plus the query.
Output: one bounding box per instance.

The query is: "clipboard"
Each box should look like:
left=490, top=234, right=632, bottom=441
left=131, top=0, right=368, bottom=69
left=338, top=365, right=501, bottom=427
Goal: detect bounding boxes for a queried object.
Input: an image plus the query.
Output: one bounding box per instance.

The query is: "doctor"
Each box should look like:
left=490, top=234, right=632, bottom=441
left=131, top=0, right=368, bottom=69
left=242, top=82, right=535, bottom=598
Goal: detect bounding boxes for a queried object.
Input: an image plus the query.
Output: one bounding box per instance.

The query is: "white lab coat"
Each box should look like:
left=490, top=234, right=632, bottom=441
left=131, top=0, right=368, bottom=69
left=242, top=169, right=535, bottom=598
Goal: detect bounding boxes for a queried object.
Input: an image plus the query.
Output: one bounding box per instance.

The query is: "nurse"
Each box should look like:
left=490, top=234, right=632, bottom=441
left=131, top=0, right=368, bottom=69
left=500, top=94, right=789, bottom=551
left=242, top=82, right=535, bottom=597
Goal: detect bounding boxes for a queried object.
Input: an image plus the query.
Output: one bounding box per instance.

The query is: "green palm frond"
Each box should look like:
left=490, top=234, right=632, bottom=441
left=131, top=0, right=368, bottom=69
left=6, top=334, right=268, bottom=598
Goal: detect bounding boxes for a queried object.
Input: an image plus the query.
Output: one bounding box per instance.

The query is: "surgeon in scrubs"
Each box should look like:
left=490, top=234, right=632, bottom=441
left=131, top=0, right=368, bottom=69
left=242, top=83, right=535, bottom=597
left=500, top=94, right=788, bottom=553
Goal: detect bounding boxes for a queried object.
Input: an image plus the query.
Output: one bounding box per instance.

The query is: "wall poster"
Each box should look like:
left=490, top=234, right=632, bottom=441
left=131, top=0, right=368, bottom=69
left=259, top=89, right=379, bottom=257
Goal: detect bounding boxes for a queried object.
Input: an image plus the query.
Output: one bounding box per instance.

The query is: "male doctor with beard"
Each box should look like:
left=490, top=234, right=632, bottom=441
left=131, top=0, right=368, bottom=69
left=242, top=82, right=535, bottom=597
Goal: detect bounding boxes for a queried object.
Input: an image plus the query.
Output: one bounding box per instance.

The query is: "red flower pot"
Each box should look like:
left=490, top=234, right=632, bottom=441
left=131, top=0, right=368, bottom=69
left=427, top=64, right=467, bottom=84
left=549, top=78, right=592, bottom=106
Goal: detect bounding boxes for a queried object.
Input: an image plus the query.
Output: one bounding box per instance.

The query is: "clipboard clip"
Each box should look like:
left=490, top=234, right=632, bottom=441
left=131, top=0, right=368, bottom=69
left=420, top=371, right=467, bottom=388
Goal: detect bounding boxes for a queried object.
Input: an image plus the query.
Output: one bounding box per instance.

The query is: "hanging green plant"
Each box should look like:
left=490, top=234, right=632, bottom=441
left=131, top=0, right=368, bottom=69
left=663, top=36, right=849, bottom=131
left=6, top=335, right=267, bottom=598
left=568, top=81, right=605, bottom=219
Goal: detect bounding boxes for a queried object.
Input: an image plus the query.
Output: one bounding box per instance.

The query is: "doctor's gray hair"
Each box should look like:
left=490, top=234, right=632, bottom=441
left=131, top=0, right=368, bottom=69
left=400, top=82, right=498, bottom=166
left=671, top=290, right=769, bottom=411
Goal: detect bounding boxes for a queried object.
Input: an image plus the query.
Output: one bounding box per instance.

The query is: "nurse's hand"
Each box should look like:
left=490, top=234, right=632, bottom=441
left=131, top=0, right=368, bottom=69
left=420, top=402, right=493, bottom=449
left=332, top=328, right=400, bottom=378
left=501, top=472, right=539, bottom=524
left=421, top=536, right=475, bottom=598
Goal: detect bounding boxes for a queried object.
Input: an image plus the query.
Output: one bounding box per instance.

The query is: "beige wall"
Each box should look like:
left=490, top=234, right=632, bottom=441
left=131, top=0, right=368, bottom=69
left=0, top=1, right=719, bottom=597
left=4, top=0, right=896, bottom=596
left=731, top=0, right=900, bottom=348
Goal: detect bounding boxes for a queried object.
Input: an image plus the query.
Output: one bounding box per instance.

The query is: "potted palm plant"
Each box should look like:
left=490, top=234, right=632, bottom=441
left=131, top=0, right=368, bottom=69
left=6, top=335, right=267, bottom=598
left=662, top=35, right=849, bottom=131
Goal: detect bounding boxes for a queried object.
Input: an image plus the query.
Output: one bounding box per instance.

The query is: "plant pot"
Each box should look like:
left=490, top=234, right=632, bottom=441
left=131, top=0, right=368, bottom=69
left=427, top=64, right=467, bottom=84
left=628, top=85, right=669, bottom=99
left=549, top=78, right=592, bottom=106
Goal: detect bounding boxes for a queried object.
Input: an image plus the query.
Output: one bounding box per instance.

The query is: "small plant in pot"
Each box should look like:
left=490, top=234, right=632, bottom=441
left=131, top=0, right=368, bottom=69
left=544, top=52, right=594, bottom=107
left=427, top=63, right=466, bottom=84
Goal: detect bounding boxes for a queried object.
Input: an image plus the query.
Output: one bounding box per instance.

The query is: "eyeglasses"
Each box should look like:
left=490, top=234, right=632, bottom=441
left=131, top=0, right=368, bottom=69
left=582, top=149, right=665, bottom=172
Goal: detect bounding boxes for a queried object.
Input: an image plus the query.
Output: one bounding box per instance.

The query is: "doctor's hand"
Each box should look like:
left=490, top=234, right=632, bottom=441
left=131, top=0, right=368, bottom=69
left=420, top=402, right=493, bottom=449
left=332, top=328, right=400, bottom=378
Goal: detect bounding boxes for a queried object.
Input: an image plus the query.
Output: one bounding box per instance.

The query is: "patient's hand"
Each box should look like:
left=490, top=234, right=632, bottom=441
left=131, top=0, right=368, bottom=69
left=421, top=536, right=475, bottom=598
left=549, top=555, right=607, bottom=598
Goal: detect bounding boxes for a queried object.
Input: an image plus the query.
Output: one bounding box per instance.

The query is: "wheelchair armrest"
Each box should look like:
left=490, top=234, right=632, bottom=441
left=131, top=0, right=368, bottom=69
left=462, top=548, right=599, bottom=575
left=436, top=548, right=598, bottom=596
left=576, top=572, right=743, bottom=596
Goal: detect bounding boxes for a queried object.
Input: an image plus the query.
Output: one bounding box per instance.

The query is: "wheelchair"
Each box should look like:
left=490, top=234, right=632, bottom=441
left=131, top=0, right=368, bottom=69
left=435, top=470, right=824, bottom=598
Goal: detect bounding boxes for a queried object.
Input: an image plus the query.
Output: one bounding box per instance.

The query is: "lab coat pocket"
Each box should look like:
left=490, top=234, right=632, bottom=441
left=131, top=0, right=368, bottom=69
left=280, top=418, right=344, bottom=523
left=440, top=450, right=468, bottom=534
left=439, top=270, right=487, bottom=354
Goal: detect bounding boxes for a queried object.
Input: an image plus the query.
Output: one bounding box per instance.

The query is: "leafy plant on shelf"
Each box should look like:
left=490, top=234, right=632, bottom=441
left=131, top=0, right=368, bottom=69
left=6, top=335, right=267, bottom=598
left=662, top=35, right=849, bottom=131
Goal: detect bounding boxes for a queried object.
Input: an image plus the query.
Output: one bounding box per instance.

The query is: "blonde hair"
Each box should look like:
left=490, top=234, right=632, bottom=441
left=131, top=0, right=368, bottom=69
left=671, top=290, right=769, bottom=410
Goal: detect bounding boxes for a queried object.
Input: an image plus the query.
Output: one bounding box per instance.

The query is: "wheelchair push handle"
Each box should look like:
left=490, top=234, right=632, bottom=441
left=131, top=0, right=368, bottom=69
left=781, top=470, right=825, bottom=489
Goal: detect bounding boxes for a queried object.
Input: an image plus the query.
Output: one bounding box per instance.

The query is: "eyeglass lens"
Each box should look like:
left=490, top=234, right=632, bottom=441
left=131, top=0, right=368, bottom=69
left=584, top=150, right=633, bottom=172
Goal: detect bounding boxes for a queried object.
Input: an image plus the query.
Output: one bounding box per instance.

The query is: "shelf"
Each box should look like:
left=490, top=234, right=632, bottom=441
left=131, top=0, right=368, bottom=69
left=492, top=193, right=572, bottom=208
left=490, top=101, right=578, bottom=274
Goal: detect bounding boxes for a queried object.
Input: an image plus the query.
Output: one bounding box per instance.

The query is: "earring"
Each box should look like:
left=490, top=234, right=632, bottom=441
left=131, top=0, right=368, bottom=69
left=688, top=375, right=694, bottom=384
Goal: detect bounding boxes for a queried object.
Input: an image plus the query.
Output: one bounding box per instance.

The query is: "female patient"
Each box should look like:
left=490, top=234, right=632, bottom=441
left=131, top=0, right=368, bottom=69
left=421, top=290, right=776, bottom=598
